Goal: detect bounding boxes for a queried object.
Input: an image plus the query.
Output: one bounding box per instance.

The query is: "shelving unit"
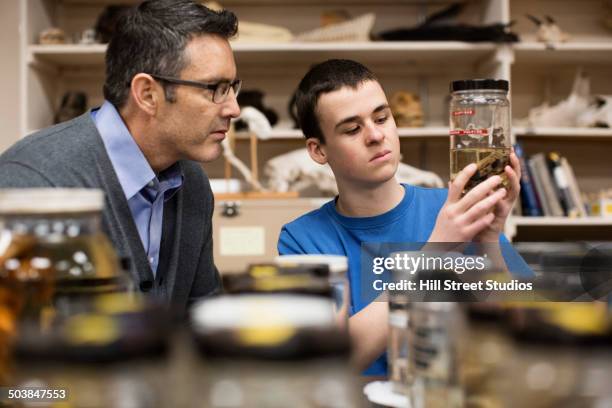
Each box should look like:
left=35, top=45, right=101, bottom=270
left=506, top=0, right=612, bottom=241
left=20, top=0, right=508, bottom=132
left=14, top=0, right=612, bottom=245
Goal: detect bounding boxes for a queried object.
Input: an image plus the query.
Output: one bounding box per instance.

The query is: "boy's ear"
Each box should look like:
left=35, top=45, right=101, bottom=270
left=306, top=137, right=327, bottom=165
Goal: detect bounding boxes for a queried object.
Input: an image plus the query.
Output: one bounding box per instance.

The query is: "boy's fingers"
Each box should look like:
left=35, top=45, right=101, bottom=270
left=505, top=166, right=521, bottom=200
left=448, top=163, right=477, bottom=203
left=463, top=212, right=496, bottom=238
left=510, top=152, right=521, bottom=180
left=456, top=175, right=503, bottom=212
left=464, top=188, right=506, bottom=223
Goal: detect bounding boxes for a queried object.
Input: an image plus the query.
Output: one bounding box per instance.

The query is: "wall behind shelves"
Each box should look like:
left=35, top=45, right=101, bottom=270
left=512, top=65, right=612, bottom=119
left=0, top=0, right=21, bottom=150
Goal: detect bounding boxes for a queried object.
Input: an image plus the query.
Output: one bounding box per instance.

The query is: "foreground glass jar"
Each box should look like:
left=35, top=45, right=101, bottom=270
left=190, top=294, right=359, bottom=408
left=464, top=302, right=612, bottom=407
left=409, top=302, right=465, bottom=408
left=10, top=293, right=171, bottom=407
left=0, top=189, right=131, bottom=384
left=275, top=255, right=350, bottom=325
left=0, top=188, right=131, bottom=303
left=449, top=79, right=511, bottom=194
left=388, top=296, right=411, bottom=396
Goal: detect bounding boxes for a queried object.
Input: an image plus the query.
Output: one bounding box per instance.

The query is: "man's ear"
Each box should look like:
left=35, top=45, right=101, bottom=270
left=306, top=137, right=327, bottom=165
left=129, top=73, right=160, bottom=116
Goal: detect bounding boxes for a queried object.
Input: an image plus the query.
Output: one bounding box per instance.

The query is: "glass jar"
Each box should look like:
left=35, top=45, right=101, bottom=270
left=275, top=255, right=350, bottom=325
left=190, top=294, right=358, bottom=408
left=449, top=79, right=511, bottom=194
left=222, top=263, right=332, bottom=298
left=388, top=296, right=411, bottom=396
left=409, top=302, right=465, bottom=408
left=10, top=293, right=171, bottom=407
left=386, top=251, right=418, bottom=396
left=224, top=260, right=350, bottom=330
left=0, top=189, right=131, bottom=383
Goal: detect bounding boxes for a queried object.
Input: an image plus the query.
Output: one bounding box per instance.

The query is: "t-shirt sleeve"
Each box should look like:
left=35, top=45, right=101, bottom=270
left=277, top=225, right=306, bottom=255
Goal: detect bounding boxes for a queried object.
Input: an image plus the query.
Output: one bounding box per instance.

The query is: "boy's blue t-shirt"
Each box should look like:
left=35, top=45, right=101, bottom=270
left=277, top=184, right=531, bottom=376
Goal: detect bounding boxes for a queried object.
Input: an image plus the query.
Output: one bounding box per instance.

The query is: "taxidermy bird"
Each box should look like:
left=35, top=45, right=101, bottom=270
left=526, top=14, right=570, bottom=44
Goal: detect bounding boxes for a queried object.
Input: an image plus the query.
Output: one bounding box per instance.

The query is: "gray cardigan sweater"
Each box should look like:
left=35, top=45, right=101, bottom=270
left=0, top=112, right=221, bottom=311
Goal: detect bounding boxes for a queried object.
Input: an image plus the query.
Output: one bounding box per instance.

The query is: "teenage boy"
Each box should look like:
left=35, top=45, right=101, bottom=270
left=278, top=59, right=525, bottom=375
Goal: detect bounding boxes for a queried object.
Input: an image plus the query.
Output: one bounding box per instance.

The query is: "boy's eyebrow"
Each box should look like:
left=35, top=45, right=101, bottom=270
left=334, top=104, right=390, bottom=130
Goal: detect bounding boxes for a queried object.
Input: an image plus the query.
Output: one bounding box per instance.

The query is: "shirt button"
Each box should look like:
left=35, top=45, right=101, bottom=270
left=149, top=257, right=154, bottom=264
left=147, top=180, right=155, bottom=188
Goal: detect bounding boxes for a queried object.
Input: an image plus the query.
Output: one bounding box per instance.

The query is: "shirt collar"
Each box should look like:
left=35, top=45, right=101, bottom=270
left=152, top=162, right=183, bottom=201
left=92, top=101, right=182, bottom=200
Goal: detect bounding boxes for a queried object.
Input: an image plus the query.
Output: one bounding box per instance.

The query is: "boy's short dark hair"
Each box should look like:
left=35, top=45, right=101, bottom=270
left=103, top=0, right=238, bottom=109
left=295, top=59, right=378, bottom=143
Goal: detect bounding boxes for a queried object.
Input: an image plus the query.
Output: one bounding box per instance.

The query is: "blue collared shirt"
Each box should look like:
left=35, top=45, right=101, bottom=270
left=92, top=101, right=183, bottom=276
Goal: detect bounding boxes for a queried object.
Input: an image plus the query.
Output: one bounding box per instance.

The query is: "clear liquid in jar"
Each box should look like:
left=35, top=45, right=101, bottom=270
left=450, top=147, right=510, bottom=194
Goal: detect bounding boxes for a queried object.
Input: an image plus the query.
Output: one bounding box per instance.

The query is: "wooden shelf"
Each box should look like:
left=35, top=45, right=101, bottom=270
left=511, top=217, right=612, bottom=227
left=58, top=0, right=463, bottom=5
left=513, top=40, right=612, bottom=65
left=32, top=40, right=612, bottom=69
left=28, top=42, right=498, bottom=68
left=234, top=126, right=449, bottom=140
left=506, top=216, right=612, bottom=239
left=26, top=126, right=448, bottom=140
left=514, top=127, right=612, bottom=138
left=28, top=44, right=107, bottom=67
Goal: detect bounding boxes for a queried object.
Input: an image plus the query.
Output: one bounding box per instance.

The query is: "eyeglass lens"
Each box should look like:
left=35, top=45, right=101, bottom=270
left=213, top=80, right=241, bottom=103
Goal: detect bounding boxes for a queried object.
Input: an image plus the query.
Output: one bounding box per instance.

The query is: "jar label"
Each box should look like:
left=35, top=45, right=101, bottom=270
left=449, top=129, right=489, bottom=136
left=452, top=109, right=475, bottom=116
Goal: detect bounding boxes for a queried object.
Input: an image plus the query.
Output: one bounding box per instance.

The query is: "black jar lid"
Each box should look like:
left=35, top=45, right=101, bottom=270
left=450, top=79, right=509, bottom=92
left=14, top=294, right=171, bottom=364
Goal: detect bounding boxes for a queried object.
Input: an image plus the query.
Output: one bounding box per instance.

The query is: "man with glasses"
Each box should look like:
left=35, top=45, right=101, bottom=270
left=0, top=0, right=240, bottom=311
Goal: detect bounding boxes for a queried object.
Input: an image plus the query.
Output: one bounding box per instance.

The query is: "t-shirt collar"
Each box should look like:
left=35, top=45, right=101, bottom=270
left=325, top=184, right=413, bottom=229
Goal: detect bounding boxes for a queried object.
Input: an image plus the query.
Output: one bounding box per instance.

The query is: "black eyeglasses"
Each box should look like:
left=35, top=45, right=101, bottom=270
left=150, top=74, right=241, bottom=104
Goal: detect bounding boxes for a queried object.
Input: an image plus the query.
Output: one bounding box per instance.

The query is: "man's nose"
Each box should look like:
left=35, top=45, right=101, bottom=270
left=222, top=88, right=241, bottom=119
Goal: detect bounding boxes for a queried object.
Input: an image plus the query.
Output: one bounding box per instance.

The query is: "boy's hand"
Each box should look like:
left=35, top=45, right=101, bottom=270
left=474, top=150, right=522, bottom=242
left=429, top=162, right=507, bottom=243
